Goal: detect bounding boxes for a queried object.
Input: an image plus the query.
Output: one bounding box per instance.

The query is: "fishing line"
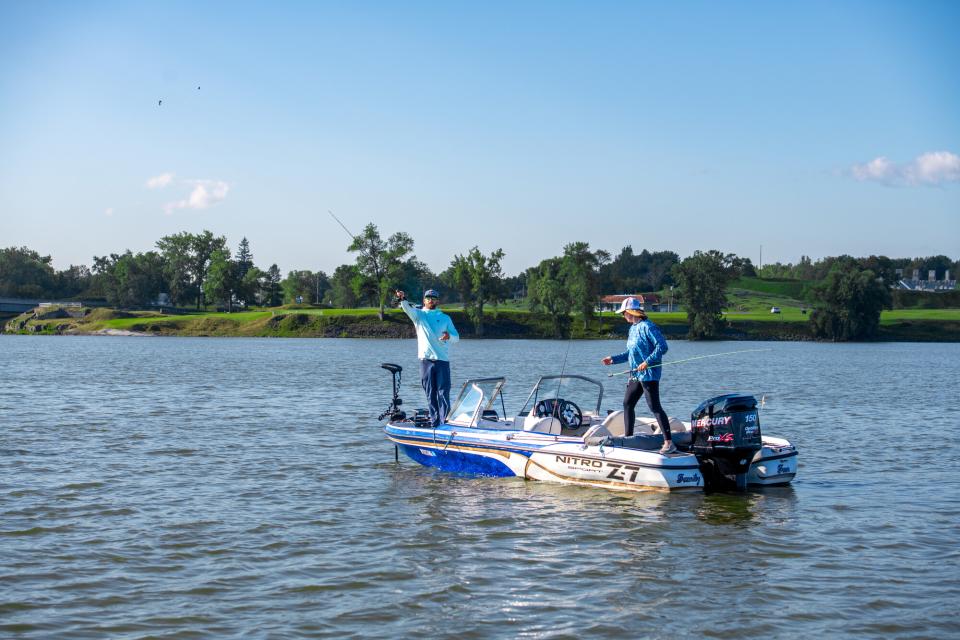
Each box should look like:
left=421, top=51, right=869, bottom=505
left=607, top=348, right=772, bottom=377
left=548, top=313, right=576, bottom=424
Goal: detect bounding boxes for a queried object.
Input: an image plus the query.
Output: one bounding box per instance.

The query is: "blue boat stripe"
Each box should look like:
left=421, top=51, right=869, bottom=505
left=386, top=432, right=701, bottom=471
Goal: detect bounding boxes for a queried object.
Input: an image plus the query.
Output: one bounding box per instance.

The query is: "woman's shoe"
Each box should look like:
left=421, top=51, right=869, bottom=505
left=659, top=441, right=677, bottom=454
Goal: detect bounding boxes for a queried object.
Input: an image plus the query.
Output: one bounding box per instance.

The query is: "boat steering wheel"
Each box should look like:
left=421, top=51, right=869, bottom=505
left=534, top=398, right=583, bottom=429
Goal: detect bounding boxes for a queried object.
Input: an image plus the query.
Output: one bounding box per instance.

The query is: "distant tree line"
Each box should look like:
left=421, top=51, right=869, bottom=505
left=758, top=254, right=958, bottom=284
left=1, top=231, right=956, bottom=342
left=0, top=234, right=288, bottom=310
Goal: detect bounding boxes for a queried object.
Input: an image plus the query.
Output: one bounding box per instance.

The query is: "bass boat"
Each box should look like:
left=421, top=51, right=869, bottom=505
left=378, top=363, right=798, bottom=492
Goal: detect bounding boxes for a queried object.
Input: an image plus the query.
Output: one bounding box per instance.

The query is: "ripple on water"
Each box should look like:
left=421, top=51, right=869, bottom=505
left=1, top=337, right=958, bottom=638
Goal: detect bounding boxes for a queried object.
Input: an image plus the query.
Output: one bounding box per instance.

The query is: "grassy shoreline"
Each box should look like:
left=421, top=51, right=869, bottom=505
left=5, top=305, right=960, bottom=342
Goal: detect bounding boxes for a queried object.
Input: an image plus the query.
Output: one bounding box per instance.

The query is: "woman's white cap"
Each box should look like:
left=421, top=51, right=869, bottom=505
left=616, top=297, right=644, bottom=315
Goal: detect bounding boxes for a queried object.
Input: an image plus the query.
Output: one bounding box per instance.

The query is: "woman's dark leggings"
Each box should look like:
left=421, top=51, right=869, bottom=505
left=623, top=379, right=672, bottom=439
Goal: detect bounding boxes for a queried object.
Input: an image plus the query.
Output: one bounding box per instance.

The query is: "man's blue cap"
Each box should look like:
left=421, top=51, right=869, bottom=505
left=423, top=289, right=440, bottom=298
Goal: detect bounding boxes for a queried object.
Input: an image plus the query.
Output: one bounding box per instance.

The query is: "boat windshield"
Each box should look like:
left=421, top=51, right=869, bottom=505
left=448, top=377, right=505, bottom=426
left=518, top=375, right=603, bottom=416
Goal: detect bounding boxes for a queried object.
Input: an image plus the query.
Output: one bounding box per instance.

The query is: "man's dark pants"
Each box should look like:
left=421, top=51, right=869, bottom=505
left=420, top=359, right=451, bottom=427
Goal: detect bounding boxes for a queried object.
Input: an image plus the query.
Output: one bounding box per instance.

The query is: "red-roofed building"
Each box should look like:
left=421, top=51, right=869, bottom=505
left=596, top=293, right=661, bottom=313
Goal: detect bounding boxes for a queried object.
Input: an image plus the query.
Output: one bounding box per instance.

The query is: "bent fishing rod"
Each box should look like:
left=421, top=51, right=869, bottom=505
left=329, top=210, right=391, bottom=297
left=607, top=348, right=772, bottom=377
left=329, top=209, right=360, bottom=243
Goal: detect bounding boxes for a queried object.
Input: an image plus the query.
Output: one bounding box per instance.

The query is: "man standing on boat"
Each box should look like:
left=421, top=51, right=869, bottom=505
left=395, top=289, right=459, bottom=427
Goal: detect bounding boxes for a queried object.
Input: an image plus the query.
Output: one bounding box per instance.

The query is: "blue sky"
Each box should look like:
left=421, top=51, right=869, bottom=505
left=1, top=0, right=957, bottom=275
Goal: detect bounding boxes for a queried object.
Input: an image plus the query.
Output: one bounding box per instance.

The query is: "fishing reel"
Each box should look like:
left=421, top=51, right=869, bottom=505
left=378, top=362, right=406, bottom=421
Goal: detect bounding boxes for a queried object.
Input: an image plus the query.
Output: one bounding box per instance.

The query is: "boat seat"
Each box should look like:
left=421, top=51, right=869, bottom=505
left=600, top=410, right=628, bottom=437
left=523, top=416, right=562, bottom=435
left=604, top=412, right=688, bottom=436
left=606, top=431, right=694, bottom=449
left=582, top=424, right=613, bottom=445
left=635, top=416, right=689, bottom=436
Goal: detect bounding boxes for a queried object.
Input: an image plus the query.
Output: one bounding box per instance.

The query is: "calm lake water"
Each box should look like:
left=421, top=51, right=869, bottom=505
left=1, top=335, right=958, bottom=638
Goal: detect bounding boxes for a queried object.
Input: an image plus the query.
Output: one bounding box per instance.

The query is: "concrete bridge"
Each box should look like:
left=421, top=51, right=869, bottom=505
left=0, top=297, right=82, bottom=313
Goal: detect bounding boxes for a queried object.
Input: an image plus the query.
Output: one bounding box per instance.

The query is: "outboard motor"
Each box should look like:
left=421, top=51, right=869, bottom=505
left=690, top=394, right=762, bottom=490
left=378, top=363, right=406, bottom=421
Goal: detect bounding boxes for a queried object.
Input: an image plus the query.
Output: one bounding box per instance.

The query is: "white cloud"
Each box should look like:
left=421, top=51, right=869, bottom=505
left=104, top=207, right=114, bottom=217
left=146, top=172, right=175, bottom=189
left=849, top=151, right=960, bottom=187
left=909, top=151, right=960, bottom=185
left=163, top=179, right=230, bottom=215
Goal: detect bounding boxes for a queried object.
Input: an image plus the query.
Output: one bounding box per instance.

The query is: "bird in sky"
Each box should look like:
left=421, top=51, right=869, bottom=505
left=158, top=99, right=162, bottom=106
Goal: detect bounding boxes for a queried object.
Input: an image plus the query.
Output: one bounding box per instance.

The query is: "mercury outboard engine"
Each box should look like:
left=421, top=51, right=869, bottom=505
left=378, top=363, right=406, bottom=421
left=690, top=394, right=762, bottom=490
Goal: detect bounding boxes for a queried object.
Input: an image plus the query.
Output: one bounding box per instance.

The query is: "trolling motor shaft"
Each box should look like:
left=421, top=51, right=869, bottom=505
left=378, top=363, right=406, bottom=421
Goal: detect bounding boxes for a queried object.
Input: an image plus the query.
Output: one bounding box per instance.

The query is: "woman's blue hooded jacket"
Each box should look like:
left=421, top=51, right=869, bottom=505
left=611, top=320, right=669, bottom=382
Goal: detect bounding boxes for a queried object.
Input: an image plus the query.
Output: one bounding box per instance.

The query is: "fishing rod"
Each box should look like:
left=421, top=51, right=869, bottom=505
left=549, top=330, right=575, bottom=424
left=329, top=210, right=395, bottom=306
left=607, top=348, right=772, bottom=377
left=329, top=210, right=359, bottom=243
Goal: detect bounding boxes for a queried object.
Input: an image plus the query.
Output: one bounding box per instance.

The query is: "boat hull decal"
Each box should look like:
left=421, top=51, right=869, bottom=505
left=397, top=442, right=516, bottom=477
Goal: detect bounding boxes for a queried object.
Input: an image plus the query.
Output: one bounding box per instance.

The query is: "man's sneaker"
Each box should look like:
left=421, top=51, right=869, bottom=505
left=659, top=441, right=677, bottom=454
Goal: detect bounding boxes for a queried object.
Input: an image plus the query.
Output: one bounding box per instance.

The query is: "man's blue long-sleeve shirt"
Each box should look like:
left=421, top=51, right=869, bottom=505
left=400, top=300, right=459, bottom=361
left=611, top=320, right=668, bottom=382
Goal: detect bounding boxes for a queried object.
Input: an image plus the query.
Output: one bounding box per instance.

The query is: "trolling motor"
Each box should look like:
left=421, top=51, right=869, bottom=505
left=378, top=363, right=406, bottom=421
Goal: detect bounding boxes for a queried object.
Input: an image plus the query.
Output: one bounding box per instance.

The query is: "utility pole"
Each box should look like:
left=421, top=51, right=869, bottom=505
left=759, top=244, right=763, bottom=273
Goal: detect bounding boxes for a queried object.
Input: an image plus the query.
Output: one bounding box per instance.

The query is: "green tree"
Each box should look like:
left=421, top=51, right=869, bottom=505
left=265, top=264, right=283, bottom=306
left=560, top=242, right=602, bottom=331
left=190, top=230, right=227, bottom=309
left=527, top=257, right=572, bottom=338
left=92, top=251, right=166, bottom=308
left=155, top=232, right=195, bottom=307
left=326, top=264, right=361, bottom=308
left=241, top=266, right=266, bottom=306
left=395, top=258, right=438, bottom=302
left=236, top=237, right=253, bottom=278
left=156, top=230, right=227, bottom=309
left=281, top=270, right=329, bottom=305
left=348, top=223, right=415, bottom=320
left=55, top=264, right=93, bottom=299
left=203, top=247, right=238, bottom=311
left=0, top=247, right=56, bottom=298
left=235, top=237, right=255, bottom=305
left=593, top=249, right=612, bottom=333
left=599, top=246, right=679, bottom=293
left=450, top=247, right=505, bottom=336
left=672, top=250, right=736, bottom=339
left=809, top=257, right=891, bottom=340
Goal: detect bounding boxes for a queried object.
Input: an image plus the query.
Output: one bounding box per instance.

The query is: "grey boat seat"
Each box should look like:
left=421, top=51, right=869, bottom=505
left=600, top=430, right=694, bottom=451
left=587, top=431, right=693, bottom=451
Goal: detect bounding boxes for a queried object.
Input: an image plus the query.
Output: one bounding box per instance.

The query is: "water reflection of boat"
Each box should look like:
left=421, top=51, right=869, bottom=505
left=378, top=364, right=798, bottom=492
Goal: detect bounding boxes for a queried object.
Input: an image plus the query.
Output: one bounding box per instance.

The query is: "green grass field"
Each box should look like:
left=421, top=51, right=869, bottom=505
left=91, top=303, right=957, bottom=329
left=6, top=279, right=959, bottom=340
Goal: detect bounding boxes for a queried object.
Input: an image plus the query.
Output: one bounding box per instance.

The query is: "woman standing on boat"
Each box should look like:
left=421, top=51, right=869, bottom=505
left=601, top=297, right=676, bottom=454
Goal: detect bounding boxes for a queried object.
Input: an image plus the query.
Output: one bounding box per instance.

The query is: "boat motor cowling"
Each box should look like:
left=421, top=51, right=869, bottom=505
left=690, top=394, right=763, bottom=490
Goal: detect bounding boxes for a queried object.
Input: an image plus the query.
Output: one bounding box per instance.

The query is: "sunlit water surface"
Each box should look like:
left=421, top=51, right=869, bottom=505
left=1, top=336, right=958, bottom=638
